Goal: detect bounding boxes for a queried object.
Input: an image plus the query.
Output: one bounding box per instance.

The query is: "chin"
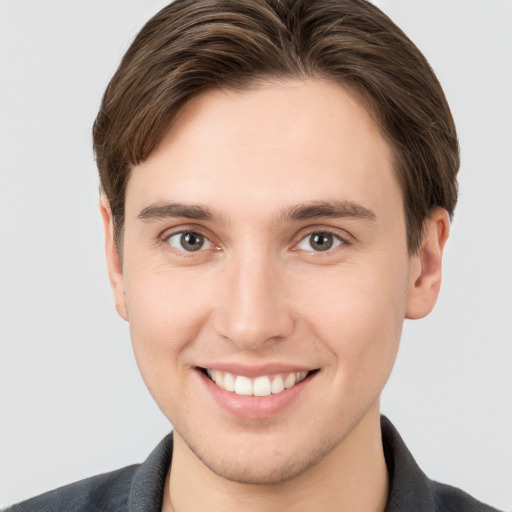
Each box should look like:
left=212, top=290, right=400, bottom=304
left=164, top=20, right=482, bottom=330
left=198, top=452, right=315, bottom=485
left=180, top=427, right=340, bottom=486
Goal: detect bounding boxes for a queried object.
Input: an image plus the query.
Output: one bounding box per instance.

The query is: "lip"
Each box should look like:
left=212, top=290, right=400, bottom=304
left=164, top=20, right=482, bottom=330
left=194, top=364, right=318, bottom=420
left=198, top=362, right=314, bottom=378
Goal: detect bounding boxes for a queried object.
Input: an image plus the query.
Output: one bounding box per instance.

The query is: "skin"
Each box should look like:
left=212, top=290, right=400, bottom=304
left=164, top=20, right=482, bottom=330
left=101, top=79, right=449, bottom=512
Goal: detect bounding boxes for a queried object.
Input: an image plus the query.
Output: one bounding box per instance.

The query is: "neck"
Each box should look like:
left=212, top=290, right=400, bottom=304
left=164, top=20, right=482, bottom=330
left=164, top=406, right=388, bottom=512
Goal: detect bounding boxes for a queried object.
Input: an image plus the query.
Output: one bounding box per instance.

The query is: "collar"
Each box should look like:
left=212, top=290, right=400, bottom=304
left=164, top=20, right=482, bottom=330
left=381, top=415, right=436, bottom=511
left=125, top=416, right=493, bottom=512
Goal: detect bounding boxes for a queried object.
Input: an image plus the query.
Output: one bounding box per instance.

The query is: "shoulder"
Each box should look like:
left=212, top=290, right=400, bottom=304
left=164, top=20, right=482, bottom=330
left=4, top=464, right=139, bottom=512
left=381, top=416, right=504, bottom=512
left=431, top=481, right=503, bottom=512
left=4, top=433, right=173, bottom=512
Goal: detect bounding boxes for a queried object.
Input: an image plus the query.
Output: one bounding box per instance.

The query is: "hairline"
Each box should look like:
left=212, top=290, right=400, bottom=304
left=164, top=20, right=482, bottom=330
left=110, top=75, right=427, bottom=257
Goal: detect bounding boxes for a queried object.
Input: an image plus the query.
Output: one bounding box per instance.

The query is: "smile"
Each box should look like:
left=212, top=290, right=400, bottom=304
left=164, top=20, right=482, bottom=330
left=205, top=369, right=310, bottom=396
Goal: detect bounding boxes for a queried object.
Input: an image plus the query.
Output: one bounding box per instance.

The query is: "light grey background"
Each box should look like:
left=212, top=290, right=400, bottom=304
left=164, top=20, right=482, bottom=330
left=1, top=0, right=511, bottom=509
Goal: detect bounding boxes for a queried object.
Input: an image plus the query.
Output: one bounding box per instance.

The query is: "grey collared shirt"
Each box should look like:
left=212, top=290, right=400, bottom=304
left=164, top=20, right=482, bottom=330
left=5, top=416, right=503, bottom=512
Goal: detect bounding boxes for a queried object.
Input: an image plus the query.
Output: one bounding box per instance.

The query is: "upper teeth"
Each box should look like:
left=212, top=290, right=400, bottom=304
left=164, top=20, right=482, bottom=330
left=206, top=370, right=308, bottom=396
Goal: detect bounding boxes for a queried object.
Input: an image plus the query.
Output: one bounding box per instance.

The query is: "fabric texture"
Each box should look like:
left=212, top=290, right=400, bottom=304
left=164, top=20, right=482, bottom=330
left=5, top=416, right=503, bottom=511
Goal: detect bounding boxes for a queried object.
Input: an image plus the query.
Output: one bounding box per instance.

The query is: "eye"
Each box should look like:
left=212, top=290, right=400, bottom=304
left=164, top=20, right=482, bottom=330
left=166, top=231, right=213, bottom=252
left=296, top=232, right=344, bottom=252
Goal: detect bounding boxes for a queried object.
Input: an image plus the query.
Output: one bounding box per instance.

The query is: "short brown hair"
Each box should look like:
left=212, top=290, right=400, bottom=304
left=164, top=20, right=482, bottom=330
left=93, top=0, right=459, bottom=253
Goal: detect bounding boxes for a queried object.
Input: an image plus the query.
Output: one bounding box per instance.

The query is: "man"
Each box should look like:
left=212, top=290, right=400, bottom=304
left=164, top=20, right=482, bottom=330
left=5, top=1, right=504, bottom=511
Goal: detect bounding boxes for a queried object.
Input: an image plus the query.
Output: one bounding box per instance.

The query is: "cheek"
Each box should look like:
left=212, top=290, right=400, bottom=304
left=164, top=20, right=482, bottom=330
left=122, top=265, right=217, bottom=423
left=122, top=262, right=212, bottom=376
left=295, top=259, right=408, bottom=375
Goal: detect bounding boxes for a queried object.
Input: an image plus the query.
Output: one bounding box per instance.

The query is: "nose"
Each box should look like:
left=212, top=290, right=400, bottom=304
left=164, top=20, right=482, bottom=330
left=213, top=251, right=295, bottom=350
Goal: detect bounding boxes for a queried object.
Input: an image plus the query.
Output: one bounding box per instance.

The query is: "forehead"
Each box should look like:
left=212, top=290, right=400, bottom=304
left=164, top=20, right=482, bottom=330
left=126, top=79, right=401, bottom=222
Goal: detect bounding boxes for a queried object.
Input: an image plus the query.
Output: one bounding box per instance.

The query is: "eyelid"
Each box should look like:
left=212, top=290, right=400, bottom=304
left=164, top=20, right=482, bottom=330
left=156, top=223, right=353, bottom=254
left=158, top=224, right=220, bottom=251
left=167, top=232, right=213, bottom=251
left=292, top=227, right=353, bottom=252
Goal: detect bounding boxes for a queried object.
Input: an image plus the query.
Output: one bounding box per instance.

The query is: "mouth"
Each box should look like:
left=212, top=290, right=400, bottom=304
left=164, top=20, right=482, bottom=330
left=199, top=367, right=318, bottom=397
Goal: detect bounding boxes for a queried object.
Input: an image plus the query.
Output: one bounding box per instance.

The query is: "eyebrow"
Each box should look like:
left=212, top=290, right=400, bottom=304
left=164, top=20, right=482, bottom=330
left=279, top=200, right=376, bottom=223
left=137, top=199, right=376, bottom=224
left=138, top=202, right=218, bottom=222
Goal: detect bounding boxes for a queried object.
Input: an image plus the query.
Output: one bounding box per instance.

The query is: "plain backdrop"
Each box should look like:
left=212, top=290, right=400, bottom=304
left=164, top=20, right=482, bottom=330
left=1, top=0, right=511, bottom=509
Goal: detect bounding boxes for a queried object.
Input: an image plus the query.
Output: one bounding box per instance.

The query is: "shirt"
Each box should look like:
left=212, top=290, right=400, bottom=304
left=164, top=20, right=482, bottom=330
left=5, top=416, right=503, bottom=511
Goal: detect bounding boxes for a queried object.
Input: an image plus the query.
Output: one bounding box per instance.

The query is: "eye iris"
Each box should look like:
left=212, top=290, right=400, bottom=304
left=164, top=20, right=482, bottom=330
left=310, top=233, right=333, bottom=251
left=180, top=232, right=204, bottom=251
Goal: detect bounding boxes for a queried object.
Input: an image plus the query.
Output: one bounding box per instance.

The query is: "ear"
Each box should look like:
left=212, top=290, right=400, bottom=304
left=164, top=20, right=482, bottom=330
left=99, top=195, right=128, bottom=321
left=405, top=207, right=450, bottom=319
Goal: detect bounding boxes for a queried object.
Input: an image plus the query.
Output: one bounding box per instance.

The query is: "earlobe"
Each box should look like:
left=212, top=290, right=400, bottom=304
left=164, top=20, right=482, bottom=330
left=99, top=195, right=129, bottom=321
left=405, top=207, right=450, bottom=320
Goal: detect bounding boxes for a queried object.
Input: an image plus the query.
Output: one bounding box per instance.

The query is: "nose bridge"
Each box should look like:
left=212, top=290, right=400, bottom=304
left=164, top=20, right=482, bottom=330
left=214, top=246, right=294, bottom=349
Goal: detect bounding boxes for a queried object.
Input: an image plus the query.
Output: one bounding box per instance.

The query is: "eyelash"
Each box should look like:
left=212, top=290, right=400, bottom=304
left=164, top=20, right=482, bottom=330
left=294, top=229, right=350, bottom=254
left=159, top=227, right=351, bottom=255
left=159, top=226, right=218, bottom=254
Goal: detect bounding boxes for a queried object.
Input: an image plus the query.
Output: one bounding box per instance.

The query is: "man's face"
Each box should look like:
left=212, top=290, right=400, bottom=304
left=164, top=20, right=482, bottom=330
left=104, top=80, right=435, bottom=484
